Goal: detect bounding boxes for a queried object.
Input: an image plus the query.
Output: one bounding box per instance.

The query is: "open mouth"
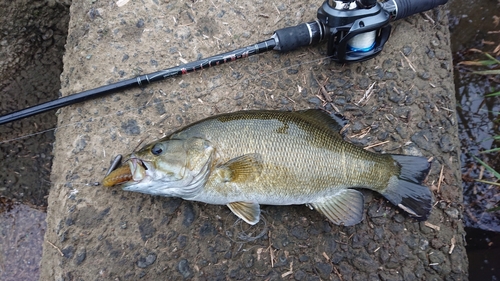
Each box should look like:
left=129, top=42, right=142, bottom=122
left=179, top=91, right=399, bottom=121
left=129, top=157, right=151, bottom=182
left=102, top=155, right=151, bottom=187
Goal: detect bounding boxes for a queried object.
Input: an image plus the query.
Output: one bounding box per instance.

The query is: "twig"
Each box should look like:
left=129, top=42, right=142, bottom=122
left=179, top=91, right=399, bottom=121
left=285, top=96, right=296, bottom=104
left=440, top=107, right=454, bottom=112
left=267, top=230, right=275, bottom=268
left=356, top=82, right=376, bottom=105
left=273, top=3, right=281, bottom=15
left=315, top=77, right=332, bottom=102
left=400, top=51, right=417, bottom=72
left=350, top=127, right=371, bottom=139
left=46, top=240, right=64, bottom=256
left=315, top=94, right=327, bottom=106
left=437, top=165, right=444, bottom=193
left=322, top=252, right=330, bottom=261
left=330, top=102, right=341, bottom=113
left=333, top=266, right=344, bottom=281
left=210, top=0, right=218, bottom=9
left=281, top=261, right=293, bottom=277
left=421, top=12, right=435, bottom=24
left=449, top=236, right=456, bottom=254
left=116, top=0, right=130, bottom=7
left=364, top=140, right=389, bottom=150
left=478, top=165, right=484, bottom=180
left=424, top=221, right=440, bottom=231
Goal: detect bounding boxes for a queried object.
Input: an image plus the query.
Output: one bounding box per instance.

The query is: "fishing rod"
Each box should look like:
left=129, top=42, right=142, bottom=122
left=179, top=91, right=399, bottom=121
left=0, top=0, right=447, bottom=125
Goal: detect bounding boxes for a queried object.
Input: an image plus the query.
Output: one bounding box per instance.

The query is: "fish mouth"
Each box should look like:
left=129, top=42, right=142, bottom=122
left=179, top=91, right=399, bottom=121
left=128, top=157, right=154, bottom=183
left=102, top=155, right=154, bottom=187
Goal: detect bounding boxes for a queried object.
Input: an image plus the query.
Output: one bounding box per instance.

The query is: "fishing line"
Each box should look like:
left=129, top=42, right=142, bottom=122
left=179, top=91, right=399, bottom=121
left=0, top=0, right=450, bottom=145
left=225, top=215, right=269, bottom=243
left=0, top=56, right=330, bottom=144
left=0, top=0, right=449, bottom=127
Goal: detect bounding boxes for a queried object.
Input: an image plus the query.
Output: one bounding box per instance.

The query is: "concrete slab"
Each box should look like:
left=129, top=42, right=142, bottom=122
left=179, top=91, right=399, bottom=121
left=41, top=0, right=467, bottom=280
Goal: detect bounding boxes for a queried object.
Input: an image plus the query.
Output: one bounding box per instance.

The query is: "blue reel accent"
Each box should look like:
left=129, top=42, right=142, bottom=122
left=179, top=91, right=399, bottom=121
left=348, top=41, right=376, bottom=52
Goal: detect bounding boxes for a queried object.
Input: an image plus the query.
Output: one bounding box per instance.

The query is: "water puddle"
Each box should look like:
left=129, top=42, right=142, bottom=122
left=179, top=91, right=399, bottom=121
left=0, top=200, right=46, bottom=281
left=450, top=0, right=499, bottom=231
left=449, top=0, right=500, bottom=279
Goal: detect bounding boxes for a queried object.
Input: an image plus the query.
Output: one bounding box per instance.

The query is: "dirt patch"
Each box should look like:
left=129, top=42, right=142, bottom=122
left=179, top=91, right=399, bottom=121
left=41, top=0, right=467, bottom=280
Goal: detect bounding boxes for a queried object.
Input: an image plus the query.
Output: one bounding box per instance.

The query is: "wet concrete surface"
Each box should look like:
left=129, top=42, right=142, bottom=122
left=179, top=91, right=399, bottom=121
left=37, top=0, right=468, bottom=280
left=0, top=0, right=484, bottom=280
left=0, top=0, right=69, bottom=207
left=0, top=1, right=69, bottom=280
left=0, top=201, right=46, bottom=281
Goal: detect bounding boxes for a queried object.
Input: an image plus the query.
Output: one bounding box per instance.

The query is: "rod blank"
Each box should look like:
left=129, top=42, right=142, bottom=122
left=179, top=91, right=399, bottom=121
left=0, top=39, right=277, bottom=125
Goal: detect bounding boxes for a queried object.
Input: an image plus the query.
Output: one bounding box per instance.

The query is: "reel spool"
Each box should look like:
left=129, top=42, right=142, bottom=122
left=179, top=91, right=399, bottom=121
left=317, top=0, right=392, bottom=63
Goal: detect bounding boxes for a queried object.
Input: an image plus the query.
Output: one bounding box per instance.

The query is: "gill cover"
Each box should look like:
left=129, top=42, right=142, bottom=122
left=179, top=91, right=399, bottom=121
left=122, top=137, right=215, bottom=198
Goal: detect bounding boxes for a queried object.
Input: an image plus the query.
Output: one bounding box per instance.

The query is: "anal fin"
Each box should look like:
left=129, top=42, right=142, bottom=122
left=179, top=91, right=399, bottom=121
left=227, top=202, right=261, bottom=225
left=310, top=189, right=364, bottom=226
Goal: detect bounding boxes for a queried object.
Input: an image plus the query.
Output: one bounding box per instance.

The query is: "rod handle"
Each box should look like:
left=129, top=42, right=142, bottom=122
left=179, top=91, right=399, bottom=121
left=390, top=0, right=448, bottom=20
left=272, top=21, right=324, bottom=52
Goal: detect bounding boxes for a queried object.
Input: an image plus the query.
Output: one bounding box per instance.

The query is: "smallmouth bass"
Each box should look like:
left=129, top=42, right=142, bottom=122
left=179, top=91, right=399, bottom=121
left=103, top=110, right=432, bottom=226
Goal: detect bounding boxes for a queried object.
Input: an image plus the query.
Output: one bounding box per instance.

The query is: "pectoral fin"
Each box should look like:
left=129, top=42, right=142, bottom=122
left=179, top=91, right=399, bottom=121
left=227, top=202, right=261, bottom=225
left=310, top=189, right=364, bottom=226
left=217, top=153, right=263, bottom=183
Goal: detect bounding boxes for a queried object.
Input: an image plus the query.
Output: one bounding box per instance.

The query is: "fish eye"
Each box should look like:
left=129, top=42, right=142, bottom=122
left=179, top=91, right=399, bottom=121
left=151, top=143, right=165, bottom=156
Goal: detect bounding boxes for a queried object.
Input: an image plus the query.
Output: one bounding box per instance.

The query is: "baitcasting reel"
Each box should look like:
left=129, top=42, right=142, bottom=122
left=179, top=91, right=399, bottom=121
left=317, top=0, right=392, bottom=63
left=273, top=0, right=447, bottom=63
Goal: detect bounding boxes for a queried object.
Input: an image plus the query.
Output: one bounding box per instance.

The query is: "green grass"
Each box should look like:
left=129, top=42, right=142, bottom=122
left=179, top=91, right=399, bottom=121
left=460, top=49, right=499, bottom=213
left=471, top=155, right=500, bottom=180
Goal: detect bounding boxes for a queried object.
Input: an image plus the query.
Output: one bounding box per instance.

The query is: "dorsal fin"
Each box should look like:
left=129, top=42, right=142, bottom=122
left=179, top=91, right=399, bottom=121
left=298, top=109, right=347, bottom=133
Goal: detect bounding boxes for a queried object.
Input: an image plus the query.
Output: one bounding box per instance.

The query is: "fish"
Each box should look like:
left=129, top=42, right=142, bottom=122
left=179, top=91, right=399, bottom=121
left=103, top=109, right=432, bottom=226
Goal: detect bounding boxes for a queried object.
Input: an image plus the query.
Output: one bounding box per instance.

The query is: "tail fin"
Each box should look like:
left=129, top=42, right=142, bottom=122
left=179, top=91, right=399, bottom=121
left=381, top=155, right=432, bottom=220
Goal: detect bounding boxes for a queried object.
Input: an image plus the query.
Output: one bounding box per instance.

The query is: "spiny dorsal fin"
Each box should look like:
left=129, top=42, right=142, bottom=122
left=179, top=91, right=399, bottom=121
left=227, top=202, right=261, bottom=225
left=217, top=153, right=263, bottom=183
left=310, top=189, right=364, bottom=226
left=298, top=109, right=347, bottom=133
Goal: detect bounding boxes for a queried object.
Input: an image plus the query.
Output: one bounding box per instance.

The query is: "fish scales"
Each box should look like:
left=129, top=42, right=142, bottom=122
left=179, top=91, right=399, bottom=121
left=103, top=110, right=432, bottom=226
left=171, top=111, right=396, bottom=203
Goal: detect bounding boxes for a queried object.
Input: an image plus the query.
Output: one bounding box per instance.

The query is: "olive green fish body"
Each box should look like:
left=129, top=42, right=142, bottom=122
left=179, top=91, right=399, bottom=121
left=104, top=110, right=432, bottom=226
left=170, top=111, right=395, bottom=203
